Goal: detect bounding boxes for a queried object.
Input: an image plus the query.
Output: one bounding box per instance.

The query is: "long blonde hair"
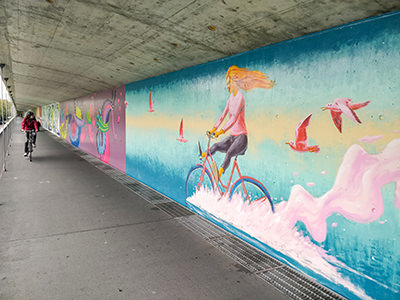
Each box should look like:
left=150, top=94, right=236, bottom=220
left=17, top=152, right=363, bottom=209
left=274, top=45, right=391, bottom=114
left=226, top=65, right=276, bottom=91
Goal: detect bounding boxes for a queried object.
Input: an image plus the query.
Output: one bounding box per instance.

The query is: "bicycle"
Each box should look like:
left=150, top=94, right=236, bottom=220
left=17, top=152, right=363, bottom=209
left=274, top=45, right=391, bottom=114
left=24, top=129, right=36, bottom=162
left=185, top=132, right=275, bottom=212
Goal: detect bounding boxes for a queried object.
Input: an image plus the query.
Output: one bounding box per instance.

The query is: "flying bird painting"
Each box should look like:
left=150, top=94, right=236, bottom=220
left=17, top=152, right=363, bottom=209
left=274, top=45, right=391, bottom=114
left=148, top=91, right=155, bottom=112
left=286, top=114, right=320, bottom=153
left=177, top=118, right=188, bottom=143
left=322, top=98, right=370, bottom=133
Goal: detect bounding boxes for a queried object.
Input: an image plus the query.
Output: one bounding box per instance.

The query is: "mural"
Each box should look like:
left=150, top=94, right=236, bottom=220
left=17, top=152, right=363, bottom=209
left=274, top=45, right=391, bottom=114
left=42, top=103, right=60, bottom=135
left=35, top=107, right=42, bottom=119
left=125, top=11, right=400, bottom=300
left=60, top=86, right=126, bottom=172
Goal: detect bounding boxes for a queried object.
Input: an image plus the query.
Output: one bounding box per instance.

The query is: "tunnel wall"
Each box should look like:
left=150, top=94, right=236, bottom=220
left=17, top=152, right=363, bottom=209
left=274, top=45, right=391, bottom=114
left=41, top=11, right=399, bottom=300
left=124, top=12, right=400, bottom=300
left=41, top=103, right=60, bottom=135
left=58, top=86, right=126, bottom=172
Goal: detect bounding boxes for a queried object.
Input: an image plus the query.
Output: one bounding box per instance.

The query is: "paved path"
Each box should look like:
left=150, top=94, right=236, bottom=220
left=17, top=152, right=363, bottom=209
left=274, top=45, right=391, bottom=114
left=0, top=120, right=290, bottom=300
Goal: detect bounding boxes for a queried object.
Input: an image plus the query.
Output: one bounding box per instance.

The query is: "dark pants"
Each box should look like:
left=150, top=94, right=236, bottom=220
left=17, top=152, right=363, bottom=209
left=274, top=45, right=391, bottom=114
left=25, top=131, right=37, bottom=153
left=210, top=134, right=248, bottom=171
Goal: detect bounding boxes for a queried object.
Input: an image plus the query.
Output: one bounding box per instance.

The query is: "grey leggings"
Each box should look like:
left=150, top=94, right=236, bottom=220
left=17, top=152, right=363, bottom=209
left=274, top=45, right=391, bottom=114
left=210, top=134, right=248, bottom=171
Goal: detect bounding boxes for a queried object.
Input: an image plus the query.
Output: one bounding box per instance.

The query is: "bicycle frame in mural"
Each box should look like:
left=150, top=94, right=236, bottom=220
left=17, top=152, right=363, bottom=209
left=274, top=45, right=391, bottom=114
left=186, top=132, right=275, bottom=212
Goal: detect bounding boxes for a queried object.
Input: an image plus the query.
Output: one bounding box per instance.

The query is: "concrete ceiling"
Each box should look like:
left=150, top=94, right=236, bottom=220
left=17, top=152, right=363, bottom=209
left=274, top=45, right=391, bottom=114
left=0, top=0, right=399, bottom=110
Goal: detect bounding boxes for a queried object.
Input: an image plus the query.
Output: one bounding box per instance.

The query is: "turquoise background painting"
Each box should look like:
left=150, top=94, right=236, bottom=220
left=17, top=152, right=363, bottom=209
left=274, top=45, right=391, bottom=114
left=126, top=12, right=400, bottom=300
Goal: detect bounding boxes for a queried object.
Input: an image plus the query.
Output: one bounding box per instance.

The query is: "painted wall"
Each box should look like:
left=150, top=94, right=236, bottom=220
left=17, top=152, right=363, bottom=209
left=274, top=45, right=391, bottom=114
left=42, top=103, right=60, bottom=135
left=59, top=86, right=126, bottom=172
left=125, top=12, right=400, bottom=300
left=35, top=107, right=41, bottom=118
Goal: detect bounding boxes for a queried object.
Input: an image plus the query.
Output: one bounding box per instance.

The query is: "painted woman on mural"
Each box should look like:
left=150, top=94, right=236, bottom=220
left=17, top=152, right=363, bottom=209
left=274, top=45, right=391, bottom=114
left=206, top=65, right=276, bottom=180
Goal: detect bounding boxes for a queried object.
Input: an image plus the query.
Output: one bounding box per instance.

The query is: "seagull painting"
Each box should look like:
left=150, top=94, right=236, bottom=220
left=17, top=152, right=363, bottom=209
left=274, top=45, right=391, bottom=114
left=177, top=118, right=188, bottom=143
left=148, top=91, right=155, bottom=112
left=286, top=114, right=320, bottom=153
left=322, top=98, right=370, bottom=133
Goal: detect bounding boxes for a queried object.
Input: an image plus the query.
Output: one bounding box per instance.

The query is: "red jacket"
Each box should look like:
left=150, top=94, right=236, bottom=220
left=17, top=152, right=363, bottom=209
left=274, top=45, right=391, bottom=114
left=22, top=117, right=38, bottom=131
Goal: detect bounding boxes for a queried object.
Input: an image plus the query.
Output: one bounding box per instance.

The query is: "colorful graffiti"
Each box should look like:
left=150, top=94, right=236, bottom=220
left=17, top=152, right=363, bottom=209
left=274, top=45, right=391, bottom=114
left=125, top=12, right=400, bottom=300
left=42, top=103, right=60, bottom=135
left=60, top=86, right=126, bottom=172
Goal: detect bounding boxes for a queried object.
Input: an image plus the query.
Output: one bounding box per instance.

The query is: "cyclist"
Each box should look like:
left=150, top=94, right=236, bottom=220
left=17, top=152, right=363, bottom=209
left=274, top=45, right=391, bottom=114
left=205, top=65, right=276, bottom=181
left=21, top=111, right=38, bottom=156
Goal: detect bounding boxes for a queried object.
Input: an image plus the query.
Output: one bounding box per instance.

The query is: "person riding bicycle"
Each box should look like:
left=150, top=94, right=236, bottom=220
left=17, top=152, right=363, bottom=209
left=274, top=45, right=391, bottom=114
left=21, top=111, right=38, bottom=156
left=205, top=65, right=276, bottom=181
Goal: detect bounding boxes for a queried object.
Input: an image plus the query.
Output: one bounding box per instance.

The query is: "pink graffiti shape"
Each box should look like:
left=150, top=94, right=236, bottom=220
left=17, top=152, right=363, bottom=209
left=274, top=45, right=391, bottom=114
left=322, top=98, right=370, bottom=133
left=358, top=135, right=384, bottom=143
left=331, top=222, right=338, bottom=227
left=88, top=105, right=95, bottom=144
left=100, top=131, right=111, bottom=163
left=88, top=125, right=94, bottom=144
left=306, top=182, right=315, bottom=187
left=177, top=118, right=188, bottom=143
left=321, top=171, right=327, bottom=175
left=286, top=114, right=320, bottom=153
left=80, top=126, right=86, bottom=142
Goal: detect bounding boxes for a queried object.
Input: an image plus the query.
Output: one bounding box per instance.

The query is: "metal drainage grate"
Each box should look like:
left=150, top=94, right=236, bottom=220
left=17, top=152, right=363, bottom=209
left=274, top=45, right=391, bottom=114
left=116, top=179, right=171, bottom=205
left=124, top=182, right=141, bottom=190
left=176, top=215, right=228, bottom=240
left=142, top=193, right=171, bottom=205
left=211, top=235, right=282, bottom=273
left=154, top=202, right=194, bottom=218
left=112, top=175, right=133, bottom=184
left=257, top=266, right=346, bottom=300
left=98, top=165, right=114, bottom=171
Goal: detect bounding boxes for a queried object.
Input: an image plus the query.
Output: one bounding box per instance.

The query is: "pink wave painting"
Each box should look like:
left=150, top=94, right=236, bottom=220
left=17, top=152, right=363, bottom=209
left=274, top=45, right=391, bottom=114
left=187, top=138, right=400, bottom=300
left=284, top=138, right=400, bottom=242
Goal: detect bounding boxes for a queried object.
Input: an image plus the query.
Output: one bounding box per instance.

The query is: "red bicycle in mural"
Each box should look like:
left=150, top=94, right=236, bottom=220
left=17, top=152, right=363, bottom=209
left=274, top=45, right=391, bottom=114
left=185, top=132, right=275, bottom=213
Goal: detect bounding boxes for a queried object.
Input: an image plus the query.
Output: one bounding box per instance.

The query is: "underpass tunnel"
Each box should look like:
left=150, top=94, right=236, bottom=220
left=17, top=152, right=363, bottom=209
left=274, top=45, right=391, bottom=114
left=1, top=2, right=400, bottom=300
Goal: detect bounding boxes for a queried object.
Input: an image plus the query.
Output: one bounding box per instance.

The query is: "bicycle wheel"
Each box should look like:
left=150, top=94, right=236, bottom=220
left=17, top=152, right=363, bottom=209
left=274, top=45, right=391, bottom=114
left=229, top=177, right=275, bottom=213
left=185, top=165, right=214, bottom=198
